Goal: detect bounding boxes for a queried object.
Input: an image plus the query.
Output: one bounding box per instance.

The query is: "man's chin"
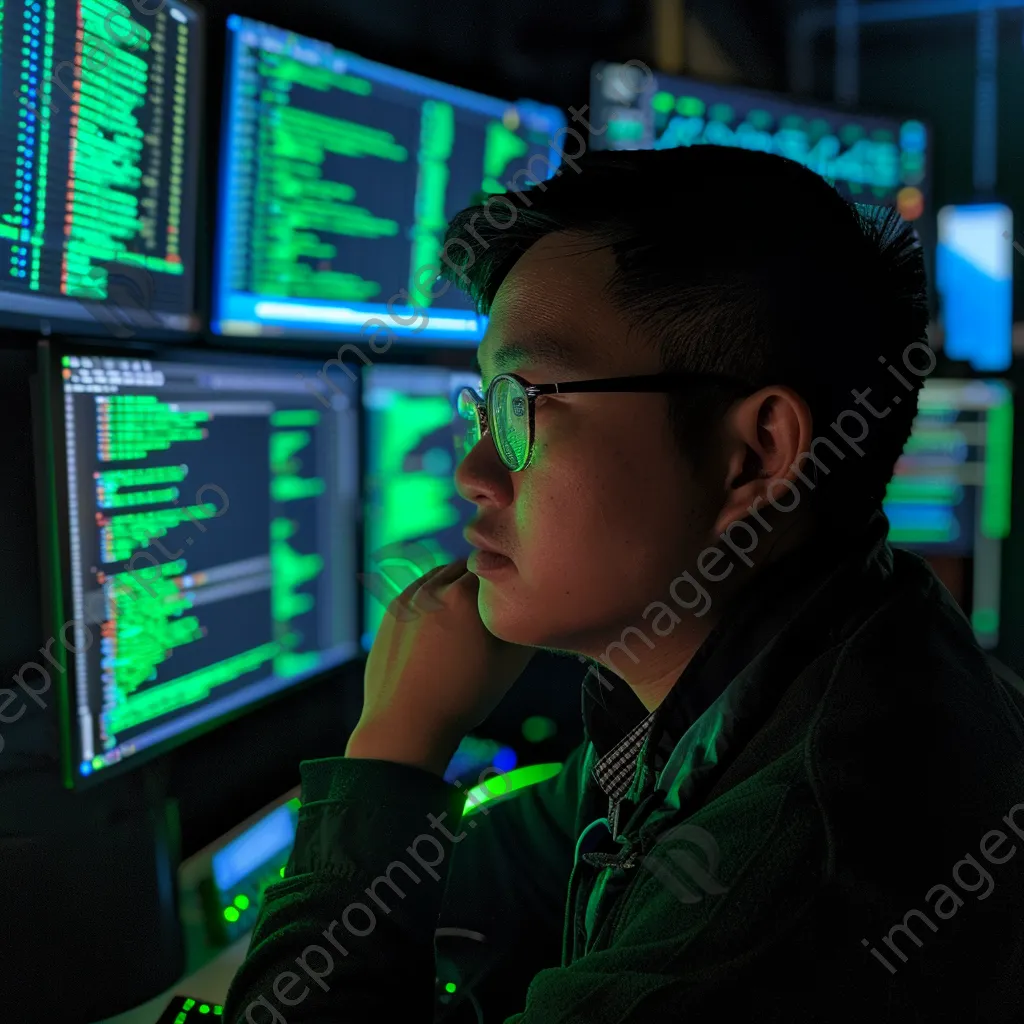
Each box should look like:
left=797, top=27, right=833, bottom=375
left=477, top=582, right=549, bottom=647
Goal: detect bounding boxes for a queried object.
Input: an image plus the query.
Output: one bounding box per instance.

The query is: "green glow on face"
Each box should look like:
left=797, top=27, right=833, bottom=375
left=445, top=982, right=457, bottom=994
left=521, top=715, right=557, bottom=743
left=651, top=90, right=675, bottom=113
left=463, top=763, right=562, bottom=815
left=233, top=894, right=250, bottom=910
left=224, top=906, right=240, bottom=923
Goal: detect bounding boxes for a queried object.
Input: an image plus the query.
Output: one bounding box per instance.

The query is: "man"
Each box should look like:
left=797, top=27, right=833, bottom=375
left=226, top=147, right=1024, bottom=1022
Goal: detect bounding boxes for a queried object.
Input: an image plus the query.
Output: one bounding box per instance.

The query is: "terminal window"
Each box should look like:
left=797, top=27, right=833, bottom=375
left=215, top=16, right=565, bottom=342
left=0, top=0, right=202, bottom=331
left=362, top=364, right=480, bottom=647
left=56, top=353, right=360, bottom=782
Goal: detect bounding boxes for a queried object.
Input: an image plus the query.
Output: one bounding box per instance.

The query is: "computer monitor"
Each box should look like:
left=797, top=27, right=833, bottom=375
left=361, top=363, right=480, bottom=647
left=589, top=63, right=929, bottom=218
left=214, top=17, right=565, bottom=343
left=38, top=345, right=361, bottom=787
left=883, top=378, right=1013, bottom=648
left=0, top=0, right=203, bottom=335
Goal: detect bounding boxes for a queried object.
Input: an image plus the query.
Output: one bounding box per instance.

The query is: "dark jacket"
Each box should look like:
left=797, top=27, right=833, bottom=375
left=225, top=512, right=1024, bottom=1022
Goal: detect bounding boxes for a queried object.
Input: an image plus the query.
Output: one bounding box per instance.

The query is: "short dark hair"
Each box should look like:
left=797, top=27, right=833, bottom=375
left=440, top=146, right=930, bottom=519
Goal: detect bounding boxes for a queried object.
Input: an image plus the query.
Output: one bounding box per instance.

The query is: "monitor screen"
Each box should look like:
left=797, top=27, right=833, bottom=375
left=214, top=17, right=565, bottom=343
left=361, top=364, right=480, bottom=647
left=883, top=378, right=1013, bottom=647
left=589, top=63, right=929, bottom=218
left=0, top=0, right=203, bottom=335
left=937, top=203, right=1013, bottom=372
left=43, top=348, right=360, bottom=786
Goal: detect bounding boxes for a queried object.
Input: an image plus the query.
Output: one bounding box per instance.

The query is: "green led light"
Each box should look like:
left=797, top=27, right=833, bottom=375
left=444, top=982, right=457, bottom=994
left=224, top=906, right=240, bottom=923
left=651, top=90, right=675, bottom=114
left=91, top=756, right=103, bottom=770
left=746, top=108, right=773, bottom=130
left=214, top=1009, right=223, bottom=1017
left=279, top=865, right=286, bottom=877
left=521, top=715, right=557, bottom=743
left=233, top=894, right=250, bottom=910
left=676, top=95, right=704, bottom=117
left=199, top=1006, right=211, bottom=1015
left=183, top=1000, right=195, bottom=1011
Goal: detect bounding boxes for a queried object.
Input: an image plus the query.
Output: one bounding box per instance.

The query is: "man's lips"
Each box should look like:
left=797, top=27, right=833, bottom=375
left=464, top=528, right=515, bottom=575
left=464, top=528, right=509, bottom=558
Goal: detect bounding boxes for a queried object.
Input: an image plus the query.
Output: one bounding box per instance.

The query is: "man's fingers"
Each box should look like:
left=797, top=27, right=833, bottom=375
left=410, top=559, right=470, bottom=612
left=391, top=560, right=468, bottom=617
left=427, top=558, right=470, bottom=589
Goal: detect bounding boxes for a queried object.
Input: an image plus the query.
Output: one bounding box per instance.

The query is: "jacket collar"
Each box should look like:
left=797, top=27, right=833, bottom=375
left=581, top=510, right=894, bottom=807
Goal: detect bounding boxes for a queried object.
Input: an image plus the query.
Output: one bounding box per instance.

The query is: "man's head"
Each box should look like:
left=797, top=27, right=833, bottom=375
left=442, top=146, right=929, bottom=659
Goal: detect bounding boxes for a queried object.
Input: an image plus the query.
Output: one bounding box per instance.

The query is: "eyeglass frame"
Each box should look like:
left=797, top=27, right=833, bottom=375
left=457, top=370, right=756, bottom=471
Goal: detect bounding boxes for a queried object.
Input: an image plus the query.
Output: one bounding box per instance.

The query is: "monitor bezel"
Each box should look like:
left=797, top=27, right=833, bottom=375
left=36, top=338, right=364, bottom=790
left=0, top=0, right=207, bottom=341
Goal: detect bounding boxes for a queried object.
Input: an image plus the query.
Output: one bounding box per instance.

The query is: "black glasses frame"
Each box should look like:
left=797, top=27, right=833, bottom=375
left=458, top=370, right=754, bottom=471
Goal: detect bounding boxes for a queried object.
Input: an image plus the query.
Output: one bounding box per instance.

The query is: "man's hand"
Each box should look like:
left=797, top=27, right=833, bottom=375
left=346, top=559, right=535, bottom=776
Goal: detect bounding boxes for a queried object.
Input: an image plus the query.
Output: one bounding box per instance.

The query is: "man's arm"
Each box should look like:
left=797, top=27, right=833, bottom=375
left=435, top=743, right=586, bottom=1015
left=223, top=746, right=586, bottom=1024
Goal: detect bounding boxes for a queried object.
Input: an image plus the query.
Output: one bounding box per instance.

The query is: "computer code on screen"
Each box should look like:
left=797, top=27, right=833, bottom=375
left=215, top=16, right=565, bottom=342
left=590, top=63, right=928, bottom=218
left=361, top=364, right=480, bottom=648
left=0, top=0, right=202, bottom=332
left=884, top=378, right=1012, bottom=646
left=57, top=353, right=360, bottom=782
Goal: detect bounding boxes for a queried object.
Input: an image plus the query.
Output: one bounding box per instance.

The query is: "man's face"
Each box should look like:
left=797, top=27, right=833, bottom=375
left=455, top=231, right=725, bottom=654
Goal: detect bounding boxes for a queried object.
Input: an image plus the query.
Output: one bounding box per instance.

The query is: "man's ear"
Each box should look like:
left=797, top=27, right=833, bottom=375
left=712, top=386, right=813, bottom=538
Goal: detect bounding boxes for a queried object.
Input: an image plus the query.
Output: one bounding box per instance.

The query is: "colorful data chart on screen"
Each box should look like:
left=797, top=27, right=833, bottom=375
left=590, top=63, right=928, bottom=216
left=214, top=16, right=565, bottom=341
left=58, top=354, right=360, bottom=782
left=0, top=0, right=202, bottom=331
left=883, top=378, right=1013, bottom=646
left=362, top=364, right=480, bottom=647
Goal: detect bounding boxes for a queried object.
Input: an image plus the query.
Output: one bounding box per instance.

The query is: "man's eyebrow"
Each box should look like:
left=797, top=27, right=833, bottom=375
left=477, top=334, right=580, bottom=378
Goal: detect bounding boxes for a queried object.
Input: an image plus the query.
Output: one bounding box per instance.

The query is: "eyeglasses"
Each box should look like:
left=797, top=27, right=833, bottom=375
left=456, top=371, right=753, bottom=472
